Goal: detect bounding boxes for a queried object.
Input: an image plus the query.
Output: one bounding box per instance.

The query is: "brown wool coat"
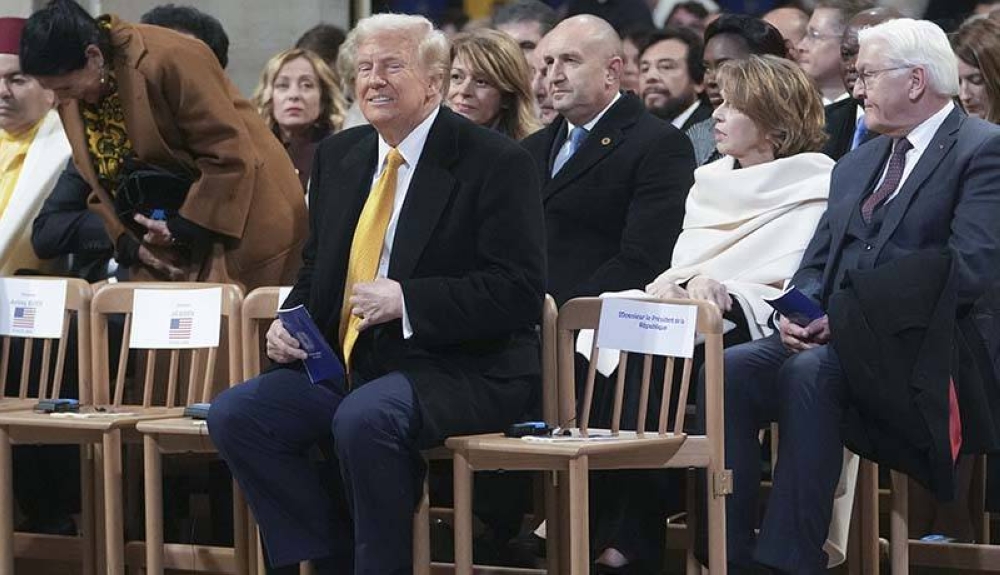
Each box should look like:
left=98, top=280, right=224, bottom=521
left=58, top=16, right=307, bottom=290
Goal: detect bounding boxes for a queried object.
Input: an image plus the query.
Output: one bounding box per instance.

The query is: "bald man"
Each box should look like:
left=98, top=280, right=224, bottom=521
left=522, top=17, right=695, bottom=570
left=822, top=6, right=901, bottom=159
left=763, top=6, right=809, bottom=61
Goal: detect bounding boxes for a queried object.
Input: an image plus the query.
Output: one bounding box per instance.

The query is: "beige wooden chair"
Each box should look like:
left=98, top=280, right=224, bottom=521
left=0, top=281, right=241, bottom=575
left=0, top=277, right=94, bottom=574
left=132, top=283, right=248, bottom=574
left=448, top=296, right=731, bottom=575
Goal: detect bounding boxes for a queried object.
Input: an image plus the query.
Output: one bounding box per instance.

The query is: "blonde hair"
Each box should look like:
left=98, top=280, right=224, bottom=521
left=252, top=48, right=347, bottom=135
left=717, top=55, right=828, bottom=158
left=450, top=29, right=541, bottom=140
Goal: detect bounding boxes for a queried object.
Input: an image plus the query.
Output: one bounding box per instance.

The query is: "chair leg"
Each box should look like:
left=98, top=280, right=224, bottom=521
left=452, top=450, right=474, bottom=575
left=0, top=426, right=14, bottom=575
left=143, top=434, right=164, bottom=575
left=567, top=456, right=589, bottom=575
left=706, top=466, right=727, bottom=575
left=412, top=475, right=431, bottom=575
left=890, top=471, right=908, bottom=575
left=81, top=444, right=96, bottom=575
left=103, top=429, right=125, bottom=575
left=233, top=482, right=250, bottom=575
left=859, top=461, right=879, bottom=575
left=544, top=471, right=560, bottom=575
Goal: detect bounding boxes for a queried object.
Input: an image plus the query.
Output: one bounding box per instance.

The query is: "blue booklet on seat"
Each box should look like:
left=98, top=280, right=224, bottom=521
left=277, top=305, right=344, bottom=385
left=763, top=286, right=825, bottom=327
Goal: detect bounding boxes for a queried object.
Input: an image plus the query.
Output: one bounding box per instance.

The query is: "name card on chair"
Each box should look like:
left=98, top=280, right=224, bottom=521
left=130, top=288, right=222, bottom=349
left=596, top=299, right=697, bottom=358
left=0, top=278, right=68, bottom=338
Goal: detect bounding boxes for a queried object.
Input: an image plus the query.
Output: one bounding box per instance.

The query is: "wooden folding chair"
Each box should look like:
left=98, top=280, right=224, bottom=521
left=132, top=283, right=248, bottom=575
left=0, top=281, right=240, bottom=575
left=448, top=296, right=731, bottom=575
left=0, top=277, right=94, bottom=574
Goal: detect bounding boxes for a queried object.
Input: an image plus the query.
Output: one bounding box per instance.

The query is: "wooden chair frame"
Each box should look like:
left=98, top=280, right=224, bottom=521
left=447, top=296, right=731, bottom=575
left=0, top=277, right=94, bottom=574
left=0, top=281, right=241, bottom=575
left=132, top=282, right=248, bottom=575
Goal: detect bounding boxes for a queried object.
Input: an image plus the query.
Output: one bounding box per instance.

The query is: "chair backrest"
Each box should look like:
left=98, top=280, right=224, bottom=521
left=540, top=294, right=559, bottom=425
left=556, top=297, right=724, bottom=438
left=91, top=282, right=243, bottom=408
left=241, top=287, right=288, bottom=381
left=0, top=277, right=92, bottom=404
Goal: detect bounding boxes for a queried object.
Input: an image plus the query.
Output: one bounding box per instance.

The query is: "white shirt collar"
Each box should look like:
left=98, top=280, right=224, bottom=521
left=671, top=100, right=701, bottom=129
left=567, top=91, right=622, bottom=136
left=823, top=92, right=851, bottom=106
left=375, top=105, right=440, bottom=174
left=902, top=100, right=954, bottom=154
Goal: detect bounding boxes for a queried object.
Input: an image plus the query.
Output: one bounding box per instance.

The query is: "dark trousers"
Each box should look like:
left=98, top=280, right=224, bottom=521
left=208, top=367, right=423, bottom=575
left=716, top=332, right=846, bottom=574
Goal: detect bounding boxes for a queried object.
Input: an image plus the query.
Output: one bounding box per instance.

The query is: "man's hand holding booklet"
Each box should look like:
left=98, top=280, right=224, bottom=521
left=277, top=305, right=345, bottom=385
left=763, top=286, right=824, bottom=327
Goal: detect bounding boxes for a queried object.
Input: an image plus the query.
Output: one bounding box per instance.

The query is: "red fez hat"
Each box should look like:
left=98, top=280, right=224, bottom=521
left=0, top=18, right=27, bottom=56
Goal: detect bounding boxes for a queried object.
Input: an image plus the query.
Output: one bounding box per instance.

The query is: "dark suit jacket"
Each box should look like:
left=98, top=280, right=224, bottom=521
left=792, top=107, right=1000, bottom=309
left=31, top=161, right=117, bottom=283
left=283, top=107, right=546, bottom=447
left=678, top=99, right=713, bottom=133
left=830, top=250, right=1000, bottom=500
left=521, top=92, right=695, bottom=305
left=821, top=97, right=860, bottom=161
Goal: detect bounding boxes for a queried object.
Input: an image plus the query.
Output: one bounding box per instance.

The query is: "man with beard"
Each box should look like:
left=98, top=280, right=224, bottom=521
left=638, top=26, right=712, bottom=130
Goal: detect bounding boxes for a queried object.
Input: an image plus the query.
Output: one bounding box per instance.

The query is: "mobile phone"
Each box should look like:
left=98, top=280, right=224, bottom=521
left=504, top=421, right=552, bottom=438
left=35, top=398, right=80, bottom=413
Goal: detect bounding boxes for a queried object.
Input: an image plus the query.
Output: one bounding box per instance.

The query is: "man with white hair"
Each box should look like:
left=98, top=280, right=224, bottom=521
left=209, top=13, right=546, bottom=575
left=714, top=18, right=1000, bottom=574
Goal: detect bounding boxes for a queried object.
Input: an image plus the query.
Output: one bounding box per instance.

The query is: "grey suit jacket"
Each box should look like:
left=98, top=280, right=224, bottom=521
left=792, top=108, right=1000, bottom=307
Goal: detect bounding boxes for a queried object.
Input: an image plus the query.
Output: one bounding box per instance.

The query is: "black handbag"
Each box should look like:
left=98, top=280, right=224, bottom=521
left=114, top=158, right=194, bottom=237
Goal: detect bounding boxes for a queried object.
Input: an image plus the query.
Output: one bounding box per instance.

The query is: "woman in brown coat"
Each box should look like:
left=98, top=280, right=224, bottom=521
left=20, top=0, right=307, bottom=290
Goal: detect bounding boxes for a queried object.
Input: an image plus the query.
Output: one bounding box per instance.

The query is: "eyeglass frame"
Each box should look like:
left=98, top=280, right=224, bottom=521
left=855, top=66, right=912, bottom=90
left=801, top=27, right=842, bottom=43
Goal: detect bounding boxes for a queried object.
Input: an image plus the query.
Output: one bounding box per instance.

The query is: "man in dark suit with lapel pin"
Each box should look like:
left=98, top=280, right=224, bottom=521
left=522, top=14, right=695, bottom=307
left=208, top=13, right=546, bottom=575
left=715, top=18, right=1000, bottom=574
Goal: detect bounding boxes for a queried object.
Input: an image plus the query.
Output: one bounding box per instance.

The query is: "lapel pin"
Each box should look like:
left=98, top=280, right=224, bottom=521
left=601, top=137, right=611, bottom=146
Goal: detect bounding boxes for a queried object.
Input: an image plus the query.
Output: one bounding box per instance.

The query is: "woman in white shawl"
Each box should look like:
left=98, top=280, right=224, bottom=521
left=593, top=55, right=834, bottom=575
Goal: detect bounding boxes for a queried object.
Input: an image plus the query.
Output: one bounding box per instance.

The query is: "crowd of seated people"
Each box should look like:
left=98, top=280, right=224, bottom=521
left=4, top=0, right=1000, bottom=573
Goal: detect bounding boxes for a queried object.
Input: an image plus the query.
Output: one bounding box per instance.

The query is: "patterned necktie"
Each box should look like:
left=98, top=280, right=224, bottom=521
left=861, top=137, right=912, bottom=223
left=339, top=148, right=405, bottom=367
left=551, top=126, right=588, bottom=176
left=850, top=115, right=868, bottom=151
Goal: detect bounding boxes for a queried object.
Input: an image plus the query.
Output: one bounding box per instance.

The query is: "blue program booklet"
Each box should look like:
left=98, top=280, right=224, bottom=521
left=277, top=305, right=345, bottom=385
left=763, top=286, right=825, bottom=327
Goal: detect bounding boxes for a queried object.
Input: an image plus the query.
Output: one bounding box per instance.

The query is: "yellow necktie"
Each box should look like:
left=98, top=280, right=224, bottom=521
left=340, top=148, right=405, bottom=367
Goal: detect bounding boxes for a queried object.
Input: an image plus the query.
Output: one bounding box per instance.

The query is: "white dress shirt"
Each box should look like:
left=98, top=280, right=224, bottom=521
left=556, top=92, right=621, bottom=161
left=671, top=100, right=701, bottom=130
left=875, top=101, right=954, bottom=204
left=370, top=105, right=441, bottom=337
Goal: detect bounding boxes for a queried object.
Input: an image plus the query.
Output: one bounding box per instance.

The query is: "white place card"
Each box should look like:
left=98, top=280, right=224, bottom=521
left=278, top=286, right=293, bottom=310
left=0, top=278, right=68, bottom=339
left=129, top=288, right=222, bottom=349
left=596, top=298, right=697, bottom=359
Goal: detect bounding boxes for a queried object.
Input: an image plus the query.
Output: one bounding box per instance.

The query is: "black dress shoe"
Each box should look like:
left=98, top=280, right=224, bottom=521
left=502, top=532, right=545, bottom=567
left=593, top=561, right=654, bottom=575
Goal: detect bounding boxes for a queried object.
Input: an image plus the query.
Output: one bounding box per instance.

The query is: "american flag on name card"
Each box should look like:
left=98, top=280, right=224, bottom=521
left=169, top=317, right=193, bottom=340
left=12, top=307, right=36, bottom=330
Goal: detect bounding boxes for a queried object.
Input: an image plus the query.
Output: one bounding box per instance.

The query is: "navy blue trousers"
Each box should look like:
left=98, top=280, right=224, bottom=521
left=208, top=368, right=423, bottom=574
left=717, top=332, right=846, bottom=574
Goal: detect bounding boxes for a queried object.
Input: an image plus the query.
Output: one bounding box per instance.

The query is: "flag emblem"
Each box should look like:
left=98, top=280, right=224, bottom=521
left=12, top=307, right=36, bottom=330
left=169, top=317, right=193, bottom=340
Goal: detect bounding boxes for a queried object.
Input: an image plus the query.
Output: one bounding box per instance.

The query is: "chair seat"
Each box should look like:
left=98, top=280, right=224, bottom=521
left=446, top=430, right=689, bottom=469
left=0, top=406, right=185, bottom=432
left=136, top=416, right=210, bottom=437
left=0, top=399, right=43, bottom=413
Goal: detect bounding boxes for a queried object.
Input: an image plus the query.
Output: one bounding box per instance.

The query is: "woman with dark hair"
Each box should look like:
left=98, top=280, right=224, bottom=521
left=19, top=0, right=307, bottom=290
left=951, top=15, right=1000, bottom=123
left=252, top=48, right=346, bottom=192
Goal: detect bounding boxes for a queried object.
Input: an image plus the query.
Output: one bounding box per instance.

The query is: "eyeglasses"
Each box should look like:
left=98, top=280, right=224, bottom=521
left=856, top=66, right=911, bottom=90
left=801, top=27, right=842, bottom=43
